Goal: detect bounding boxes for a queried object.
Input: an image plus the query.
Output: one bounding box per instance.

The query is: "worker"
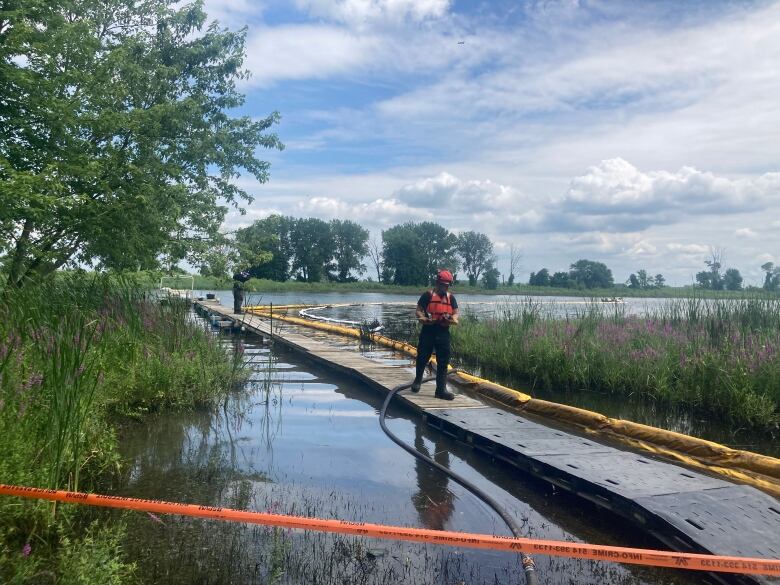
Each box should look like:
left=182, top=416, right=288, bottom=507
left=232, top=270, right=249, bottom=314
left=411, top=269, right=458, bottom=400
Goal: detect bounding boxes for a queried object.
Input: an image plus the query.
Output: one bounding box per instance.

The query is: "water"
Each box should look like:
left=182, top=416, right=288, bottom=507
left=118, top=315, right=701, bottom=585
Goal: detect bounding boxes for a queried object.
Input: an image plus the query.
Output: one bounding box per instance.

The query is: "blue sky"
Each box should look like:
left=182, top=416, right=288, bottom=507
left=204, top=0, right=780, bottom=285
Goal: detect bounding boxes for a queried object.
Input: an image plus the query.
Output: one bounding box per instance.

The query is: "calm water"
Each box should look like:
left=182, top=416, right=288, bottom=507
left=117, top=313, right=701, bottom=585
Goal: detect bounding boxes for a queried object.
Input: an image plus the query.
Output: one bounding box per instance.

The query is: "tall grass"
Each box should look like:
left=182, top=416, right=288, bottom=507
left=451, top=296, right=780, bottom=429
left=0, top=274, right=246, bottom=582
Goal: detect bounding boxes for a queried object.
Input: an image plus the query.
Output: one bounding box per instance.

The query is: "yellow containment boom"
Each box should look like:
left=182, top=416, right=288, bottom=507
left=245, top=305, right=780, bottom=498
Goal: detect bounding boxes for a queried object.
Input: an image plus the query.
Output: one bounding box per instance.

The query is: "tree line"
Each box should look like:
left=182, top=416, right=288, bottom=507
left=202, top=216, right=505, bottom=287
left=205, top=216, right=779, bottom=292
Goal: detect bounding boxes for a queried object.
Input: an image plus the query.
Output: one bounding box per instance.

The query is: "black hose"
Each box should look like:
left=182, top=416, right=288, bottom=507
left=379, top=376, right=539, bottom=585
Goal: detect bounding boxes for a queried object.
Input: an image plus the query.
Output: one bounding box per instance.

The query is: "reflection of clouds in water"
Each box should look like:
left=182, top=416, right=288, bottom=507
left=283, top=407, right=377, bottom=418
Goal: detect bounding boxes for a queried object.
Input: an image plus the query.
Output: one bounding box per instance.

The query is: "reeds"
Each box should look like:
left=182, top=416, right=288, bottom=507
left=0, top=274, right=245, bottom=581
left=452, top=296, right=780, bottom=429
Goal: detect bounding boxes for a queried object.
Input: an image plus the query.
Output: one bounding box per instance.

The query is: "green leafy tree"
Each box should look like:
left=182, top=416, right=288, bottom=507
left=235, top=215, right=292, bottom=280
left=569, top=259, right=614, bottom=288
left=0, top=0, right=282, bottom=287
left=636, top=269, right=650, bottom=289
left=761, top=262, right=779, bottom=291
left=329, top=219, right=369, bottom=282
left=653, top=273, right=666, bottom=288
left=723, top=268, right=743, bottom=291
left=456, top=231, right=493, bottom=286
left=198, top=242, right=238, bottom=279
left=290, top=218, right=334, bottom=282
left=416, top=222, right=459, bottom=279
left=627, top=273, right=640, bottom=288
left=381, top=222, right=457, bottom=286
left=481, top=264, right=500, bottom=290
left=529, top=269, right=551, bottom=286
left=549, top=271, right=570, bottom=288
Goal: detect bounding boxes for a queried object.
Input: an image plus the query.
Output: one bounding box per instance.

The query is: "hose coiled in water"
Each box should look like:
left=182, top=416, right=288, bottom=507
left=379, top=375, right=539, bottom=585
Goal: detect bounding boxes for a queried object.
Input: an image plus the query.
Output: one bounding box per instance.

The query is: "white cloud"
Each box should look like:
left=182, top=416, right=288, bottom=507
left=393, top=172, right=517, bottom=211
left=297, top=196, right=430, bottom=226
left=243, top=25, right=378, bottom=86
left=734, top=228, right=758, bottom=239
left=295, top=0, right=450, bottom=26
left=666, top=243, right=710, bottom=255
left=555, top=159, right=779, bottom=232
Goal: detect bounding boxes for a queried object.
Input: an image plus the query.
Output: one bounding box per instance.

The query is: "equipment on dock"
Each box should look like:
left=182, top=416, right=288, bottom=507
left=379, top=375, right=538, bottom=585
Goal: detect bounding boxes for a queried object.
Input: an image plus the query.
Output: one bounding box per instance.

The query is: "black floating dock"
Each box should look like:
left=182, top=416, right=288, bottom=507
left=426, top=406, right=780, bottom=585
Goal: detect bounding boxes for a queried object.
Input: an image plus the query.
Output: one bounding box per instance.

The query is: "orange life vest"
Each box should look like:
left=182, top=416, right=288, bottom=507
left=426, top=291, right=454, bottom=321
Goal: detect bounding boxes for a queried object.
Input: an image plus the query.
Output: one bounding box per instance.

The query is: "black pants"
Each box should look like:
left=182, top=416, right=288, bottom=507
left=415, top=325, right=451, bottom=391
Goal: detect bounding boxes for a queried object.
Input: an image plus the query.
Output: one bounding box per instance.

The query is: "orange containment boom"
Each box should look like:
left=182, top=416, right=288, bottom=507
left=1, top=484, right=778, bottom=577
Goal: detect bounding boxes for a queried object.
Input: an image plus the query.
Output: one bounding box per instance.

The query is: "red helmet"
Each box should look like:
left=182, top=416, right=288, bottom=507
left=436, top=269, right=454, bottom=284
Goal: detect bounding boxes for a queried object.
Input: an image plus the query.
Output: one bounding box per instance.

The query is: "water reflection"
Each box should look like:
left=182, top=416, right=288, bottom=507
left=412, top=425, right=455, bottom=531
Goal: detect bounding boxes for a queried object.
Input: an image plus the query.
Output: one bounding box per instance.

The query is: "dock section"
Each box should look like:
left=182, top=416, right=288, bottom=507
left=194, top=299, right=779, bottom=585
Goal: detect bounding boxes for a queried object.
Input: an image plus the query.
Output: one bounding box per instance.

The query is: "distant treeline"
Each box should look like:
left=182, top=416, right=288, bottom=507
left=199, top=215, right=778, bottom=291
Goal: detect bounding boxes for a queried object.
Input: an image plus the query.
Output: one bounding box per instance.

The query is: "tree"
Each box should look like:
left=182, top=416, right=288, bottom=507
left=627, top=273, right=640, bottom=289
left=653, top=274, right=666, bottom=288
left=507, top=244, right=523, bottom=287
left=198, top=242, right=239, bottom=279
left=235, top=215, right=293, bottom=281
left=550, top=271, right=570, bottom=288
left=367, top=236, right=384, bottom=283
left=697, top=247, right=725, bottom=290
left=569, top=259, right=614, bottom=288
left=529, top=269, right=551, bottom=286
left=290, top=218, right=334, bottom=282
left=329, top=220, right=368, bottom=282
left=723, top=268, right=743, bottom=291
left=637, top=269, right=650, bottom=289
left=0, top=0, right=283, bottom=287
left=456, top=231, right=493, bottom=286
left=761, top=262, right=780, bottom=291
left=416, top=222, right=459, bottom=279
left=382, top=222, right=457, bottom=286
left=481, top=265, right=500, bottom=290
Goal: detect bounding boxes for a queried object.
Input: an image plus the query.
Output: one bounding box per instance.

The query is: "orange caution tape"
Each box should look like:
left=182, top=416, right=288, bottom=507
left=1, top=484, right=777, bottom=576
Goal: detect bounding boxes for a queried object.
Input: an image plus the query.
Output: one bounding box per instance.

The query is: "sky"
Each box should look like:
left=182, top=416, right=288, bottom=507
left=204, top=0, right=780, bottom=286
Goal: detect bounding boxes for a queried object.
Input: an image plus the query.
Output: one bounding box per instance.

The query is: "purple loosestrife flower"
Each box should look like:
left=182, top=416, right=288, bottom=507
left=22, top=543, right=31, bottom=557
left=22, top=373, right=43, bottom=390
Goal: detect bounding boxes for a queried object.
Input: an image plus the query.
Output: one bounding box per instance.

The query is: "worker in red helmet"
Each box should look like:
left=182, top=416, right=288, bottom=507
left=411, top=269, right=459, bottom=399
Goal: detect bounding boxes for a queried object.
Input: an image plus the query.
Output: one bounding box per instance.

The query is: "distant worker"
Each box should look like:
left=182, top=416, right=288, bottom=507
left=232, top=270, right=250, bottom=314
left=411, top=269, right=459, bottom=400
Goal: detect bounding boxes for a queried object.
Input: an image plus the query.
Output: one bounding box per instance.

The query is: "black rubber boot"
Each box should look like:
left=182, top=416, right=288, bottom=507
left=410, top=379, right=421, bottom=393
left=435, top=387, right=455, bottom=400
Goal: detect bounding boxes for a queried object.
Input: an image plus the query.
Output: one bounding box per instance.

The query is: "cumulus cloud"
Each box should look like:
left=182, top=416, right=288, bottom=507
left=553, top=159, right=780, bottom=232
left=734, top=228, right=758, bottom=239
left=297, top=196, right=429, bottom=225
left=393, top=172, right=517, bottom=211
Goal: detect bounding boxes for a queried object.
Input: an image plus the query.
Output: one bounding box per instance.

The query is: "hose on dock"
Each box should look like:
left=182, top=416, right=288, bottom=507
left=379, top=375, right=539, bottom=585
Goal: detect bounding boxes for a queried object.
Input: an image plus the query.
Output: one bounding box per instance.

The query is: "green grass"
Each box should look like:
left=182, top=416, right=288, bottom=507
left=450, top=296, right=780, bottom=429
left=0, top=275, right=246, bottom=583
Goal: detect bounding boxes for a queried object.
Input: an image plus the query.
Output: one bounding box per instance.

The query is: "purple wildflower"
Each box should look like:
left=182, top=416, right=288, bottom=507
left=147, top=512, right=165, bottom=525
left=22, top=543, right=31, bottom=557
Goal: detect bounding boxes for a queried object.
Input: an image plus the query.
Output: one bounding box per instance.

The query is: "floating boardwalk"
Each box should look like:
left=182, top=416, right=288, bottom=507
left=195, top=299, right=779, bottom=585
